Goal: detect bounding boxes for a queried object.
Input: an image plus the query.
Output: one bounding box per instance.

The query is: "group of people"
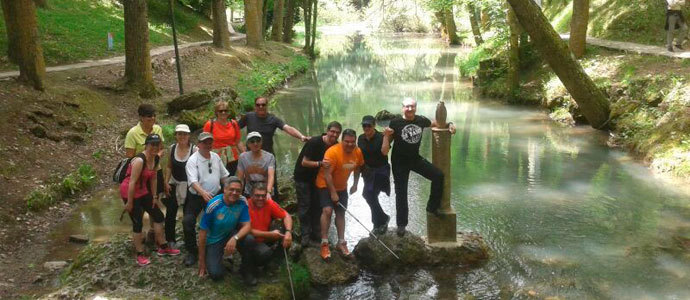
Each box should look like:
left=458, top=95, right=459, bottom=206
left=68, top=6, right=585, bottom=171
left=118, top=96, right=455, bottom=284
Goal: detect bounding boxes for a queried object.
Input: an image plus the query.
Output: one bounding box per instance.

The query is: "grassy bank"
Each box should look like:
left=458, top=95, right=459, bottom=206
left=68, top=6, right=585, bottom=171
left=0, top=0, right=212, bottom=70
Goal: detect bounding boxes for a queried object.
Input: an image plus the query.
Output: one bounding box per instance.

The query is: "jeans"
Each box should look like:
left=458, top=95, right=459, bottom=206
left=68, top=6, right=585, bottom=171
left=162, top=184, right=181, bottom=243
left=295, top=180, right=321, bottom=240
left=205, top=230, right=251, bottom=281
left=241, top=234, right=274, bottom=275
left=392, top=157, right=444, bottom=227
left=183, top=193, right=205, bottom=253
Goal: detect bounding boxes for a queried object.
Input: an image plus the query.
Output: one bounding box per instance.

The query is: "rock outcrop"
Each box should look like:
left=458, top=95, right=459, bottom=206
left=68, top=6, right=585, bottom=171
left=300, top=247, right=359, bottom=285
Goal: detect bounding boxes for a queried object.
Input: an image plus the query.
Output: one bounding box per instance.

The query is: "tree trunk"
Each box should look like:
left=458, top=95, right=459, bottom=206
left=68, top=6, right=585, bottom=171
left=506, top=0, right=609, bottom=129
left=2, top=0, right=46, bottom=91
left=310, top=0, right=317, bottom=55
left=569, top=0, right=589, bottom=58
left=468, top=3, right=483, bottom=46
left=124, top=0, right=157, bottom=97
left=282, top=0, right=295, bottom=43
left=443, top=8, right=460, bottom=45
left=303, top=0, right=312, bottom=53
left=261, top=0, right=269, bottom=36
left=271, top=0, right=284, bottom=41
left=506, top=3, right=520, bottom=96
left=212, top=0, right=232, bottom=49
left=245, top=0, right=264, bottom=47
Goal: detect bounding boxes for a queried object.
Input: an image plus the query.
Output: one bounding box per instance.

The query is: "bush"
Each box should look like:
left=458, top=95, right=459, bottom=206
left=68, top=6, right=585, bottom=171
left=25, top=164, right=97, bottom=211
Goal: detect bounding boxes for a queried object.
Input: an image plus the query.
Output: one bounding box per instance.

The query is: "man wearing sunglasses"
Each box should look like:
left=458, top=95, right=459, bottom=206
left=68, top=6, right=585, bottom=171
left=184, top=132, right=230, bottom=266
left=236, top=132, right=276, bottom=197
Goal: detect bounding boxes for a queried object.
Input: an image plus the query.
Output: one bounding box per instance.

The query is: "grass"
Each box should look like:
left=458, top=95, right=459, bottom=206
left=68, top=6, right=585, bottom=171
left=0, top=0, right=212, bottom=70
left=26, top=164, right=97, bottom=211
left=236, top=54, right=311, bottom=111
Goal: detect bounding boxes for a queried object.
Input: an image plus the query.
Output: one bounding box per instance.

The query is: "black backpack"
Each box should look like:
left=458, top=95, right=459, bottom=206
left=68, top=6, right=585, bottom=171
left=113, top=153, right=159, bottom=183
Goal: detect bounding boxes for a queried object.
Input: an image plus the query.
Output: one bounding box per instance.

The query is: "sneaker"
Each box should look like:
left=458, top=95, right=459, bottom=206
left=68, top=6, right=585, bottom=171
left=336, top=241, right=351, bottom=257
left=374, top=215, right=390, bottom=235
left=396, top=226, right=406, bottom=237
left=136, top=254, right=150, bottom=266
left=183, top=253, right=197, bottom=266
left=157, top=247, right=181, bottom=256
left=320, top=243, right=331, bottom=261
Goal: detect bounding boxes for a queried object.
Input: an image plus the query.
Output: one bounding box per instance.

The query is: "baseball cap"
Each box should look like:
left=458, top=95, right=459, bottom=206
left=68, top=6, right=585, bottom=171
left=145, top=134, right=162, bottom=144
left=246, top=131, right=262, bottom=142
left=361, top=115, right=375, bottom=126
left=198, top=132, right=213, bottom=142
left=175, top=124, right=190, bottom=133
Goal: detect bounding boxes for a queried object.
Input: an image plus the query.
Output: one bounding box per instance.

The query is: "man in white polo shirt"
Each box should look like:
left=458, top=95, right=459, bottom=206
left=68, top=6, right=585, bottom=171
left=184, top=132, right=229, bottom=266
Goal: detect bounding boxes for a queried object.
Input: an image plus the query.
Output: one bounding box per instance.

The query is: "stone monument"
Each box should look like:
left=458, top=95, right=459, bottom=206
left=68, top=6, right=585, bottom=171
left=428, top=100, right=457, bottom=243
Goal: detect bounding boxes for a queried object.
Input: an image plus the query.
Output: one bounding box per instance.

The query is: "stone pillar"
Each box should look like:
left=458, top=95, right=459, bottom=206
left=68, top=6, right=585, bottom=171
left=427, top=100, right=457, bottom=243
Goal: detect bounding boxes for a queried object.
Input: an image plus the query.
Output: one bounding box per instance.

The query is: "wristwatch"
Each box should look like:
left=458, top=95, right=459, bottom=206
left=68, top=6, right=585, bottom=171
left=233, top=235, right=239, bottom=241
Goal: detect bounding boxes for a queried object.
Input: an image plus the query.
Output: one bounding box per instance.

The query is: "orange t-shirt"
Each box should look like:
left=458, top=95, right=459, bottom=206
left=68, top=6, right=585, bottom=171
left=315, top=144, right=364, bottom=191
left=248, top=197, right=287, bottom=243
left=203, top=120, right=241, bottom=158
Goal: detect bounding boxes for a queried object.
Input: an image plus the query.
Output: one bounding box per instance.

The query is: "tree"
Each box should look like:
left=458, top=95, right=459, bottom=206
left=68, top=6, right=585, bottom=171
left=310, top=0, right=318, bottom=54
left=282, top=0, right=296, bottom=43
left=303, top=0, right=312, bottom=53
left=123, top=0, right=158, bottom=97
left=271, top=0, right=284, bottom=41
left=245, top=0, right=264, bottom=47
left=211, top=0, right=232, bottom=49
left=506, top=0, right=609, bottom=129
left=443, top=8, right=460, bottom=45
left=1, top=0, right=46, bottom=91
left=569, top=0, right=589, bottom=58
left=506, top=3, right=520, bottom=96
left=467, top=2, right=483, bottom=46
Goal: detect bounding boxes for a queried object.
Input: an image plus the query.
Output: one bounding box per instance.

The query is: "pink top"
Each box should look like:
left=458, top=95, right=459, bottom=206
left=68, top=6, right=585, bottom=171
left=119, top=157, right=157, bottom=200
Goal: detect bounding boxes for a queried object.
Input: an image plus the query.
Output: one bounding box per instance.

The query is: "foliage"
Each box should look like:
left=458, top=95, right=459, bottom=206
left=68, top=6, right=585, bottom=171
left=236, top=54, right=310, bottom=111
left=0, top=0, right=211, bottom=70
left=457, top=35, right=507, bottom=77
left=26, top=164, right=96, bottom=211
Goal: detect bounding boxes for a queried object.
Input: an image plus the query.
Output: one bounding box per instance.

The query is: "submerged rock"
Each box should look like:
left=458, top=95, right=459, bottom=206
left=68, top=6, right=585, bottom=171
left=426, top=232, right=490, bottom=266
left=69, top=234, right=89, bottom=244
left=300, top=247, right=359, bottom=285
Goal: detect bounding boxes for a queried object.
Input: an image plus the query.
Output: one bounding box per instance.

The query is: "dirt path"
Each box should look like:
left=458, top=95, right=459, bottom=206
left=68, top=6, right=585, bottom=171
left=0, top=34, right=246, bottom=79
left=561, top=34, right=690, bottom=58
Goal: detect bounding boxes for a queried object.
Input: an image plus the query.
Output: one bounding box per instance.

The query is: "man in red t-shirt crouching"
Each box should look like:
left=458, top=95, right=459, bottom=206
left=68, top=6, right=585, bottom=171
left=245, top=182, right=293, bottom=278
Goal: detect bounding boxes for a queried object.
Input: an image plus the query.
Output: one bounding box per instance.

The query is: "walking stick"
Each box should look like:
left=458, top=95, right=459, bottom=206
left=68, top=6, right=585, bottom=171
left=337, top=202, right=400, bottom=260
left=283, top=247, right=296, bottom=300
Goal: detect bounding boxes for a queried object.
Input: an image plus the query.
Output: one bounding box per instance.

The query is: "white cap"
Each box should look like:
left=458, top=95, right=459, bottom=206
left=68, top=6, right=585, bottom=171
left=246, top=131, right=262, bottom=141
left=175, top=124, right=190, bottom=133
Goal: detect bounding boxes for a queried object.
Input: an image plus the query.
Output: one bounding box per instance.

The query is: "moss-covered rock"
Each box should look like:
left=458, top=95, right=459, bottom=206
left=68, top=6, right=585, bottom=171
left=300, top=247, right=359, bottom=285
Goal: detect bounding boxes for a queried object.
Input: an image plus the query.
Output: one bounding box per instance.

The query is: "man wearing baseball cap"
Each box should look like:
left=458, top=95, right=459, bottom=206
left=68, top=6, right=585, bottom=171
left=358, top=116, right=392, bottom=234
left=183, top=131, right=229, bottom=266
left=236, top=132, right=276, bottom=197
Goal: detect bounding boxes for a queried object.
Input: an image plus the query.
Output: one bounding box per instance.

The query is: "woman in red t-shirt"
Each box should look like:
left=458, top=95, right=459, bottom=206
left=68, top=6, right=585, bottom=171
left=203, top=101, right=245, bottom=175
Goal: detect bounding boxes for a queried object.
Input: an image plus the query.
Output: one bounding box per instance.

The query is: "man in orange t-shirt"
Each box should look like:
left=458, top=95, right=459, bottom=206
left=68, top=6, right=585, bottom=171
left=314, top=129, right=363, bottom=260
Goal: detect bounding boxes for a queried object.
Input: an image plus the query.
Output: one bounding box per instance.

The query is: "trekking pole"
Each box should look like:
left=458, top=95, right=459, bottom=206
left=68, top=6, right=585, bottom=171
left=282, top=247, right=296, bottom=300
left=337, top=202, right=400, bottom=260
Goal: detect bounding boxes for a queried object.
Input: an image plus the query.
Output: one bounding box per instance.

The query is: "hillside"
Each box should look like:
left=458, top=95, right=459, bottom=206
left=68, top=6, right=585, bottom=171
left=0, top=0, right=213, bottom=71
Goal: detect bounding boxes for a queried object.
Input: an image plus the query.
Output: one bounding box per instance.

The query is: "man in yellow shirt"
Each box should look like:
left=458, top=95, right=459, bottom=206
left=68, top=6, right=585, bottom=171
left=314, top=129, right=363, bottom=260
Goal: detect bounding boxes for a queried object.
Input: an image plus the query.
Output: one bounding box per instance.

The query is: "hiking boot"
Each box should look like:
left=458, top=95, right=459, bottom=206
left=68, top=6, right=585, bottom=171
left=320, top=243, right=331, bottom=261
left=336, top=241, right=351, bottom=257
left=157, top=247, right=181, bottom=256
left=376, top=215, right=390, bottom=234
left=396, top=226, right=406, bottom=237
left=183, top=253, right=197, bottom=266
left=136, top=254, right=151, bottom=266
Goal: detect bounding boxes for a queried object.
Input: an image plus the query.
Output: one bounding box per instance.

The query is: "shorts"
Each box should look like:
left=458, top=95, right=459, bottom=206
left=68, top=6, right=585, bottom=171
left=318, top=188, right=348, bottom=210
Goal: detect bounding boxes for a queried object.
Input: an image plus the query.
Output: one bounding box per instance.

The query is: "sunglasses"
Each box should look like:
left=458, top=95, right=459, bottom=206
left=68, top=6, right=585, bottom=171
left=248, top=139, right=261, bottom=144
left=255, top=103, right=267, bottom=107
left=208, top=161, right=212, bottom=174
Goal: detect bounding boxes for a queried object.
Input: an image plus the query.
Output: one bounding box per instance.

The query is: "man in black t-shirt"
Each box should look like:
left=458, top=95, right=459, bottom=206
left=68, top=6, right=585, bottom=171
left=293, top=121, right=342, bottom=247
left=387, top=98, right=456, bottom=237
left=357, top=116, right=392, bottom=234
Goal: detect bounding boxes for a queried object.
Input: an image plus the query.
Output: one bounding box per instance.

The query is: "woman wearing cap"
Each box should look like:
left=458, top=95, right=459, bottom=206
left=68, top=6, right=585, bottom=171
left=203, top=101, right=245, bottom=175
left=162, top=124, right=197, bottom=249
left=120, top=134, right=180, bottom=266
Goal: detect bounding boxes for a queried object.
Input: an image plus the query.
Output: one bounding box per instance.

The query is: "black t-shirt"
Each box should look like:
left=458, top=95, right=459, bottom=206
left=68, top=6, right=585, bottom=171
left=389, top=115, right=431, bottom=162
left=238, top=112, right=286, bottom=154
left=357, top=131, right=388, bottom=168
left=293, top=134, right=332, bottom=182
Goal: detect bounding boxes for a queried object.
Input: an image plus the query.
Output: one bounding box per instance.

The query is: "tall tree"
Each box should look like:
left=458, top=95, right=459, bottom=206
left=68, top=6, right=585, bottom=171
left=569, top=0, right=589, bottom=58
left=123, top=0, right=157, bottom=97
left=211, top=0, right=232, bottom=49
left=282, top=0, right=296, bottom=43
left=309, top=0, right=318, bottom=55
left=443, top=8, right=460, bottom=45
left=303, top=0, right=312, bottom=53
left=271, top=0, right=284, bottom=41
left=1, top=0, right=46, bottom=91
left=245, top=0, right=264, bottom=47
left=506, top=0, right=609, bottom=129
left=506, top=3, right=520, bottom=96
left=468, top=3, right=483, bottom=46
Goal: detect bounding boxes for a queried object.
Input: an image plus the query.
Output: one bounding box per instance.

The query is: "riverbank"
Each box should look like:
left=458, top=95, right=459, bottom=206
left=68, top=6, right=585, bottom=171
left=0, top=39, right=309, bottom=298
left=465, top=43, right=690, bottom=186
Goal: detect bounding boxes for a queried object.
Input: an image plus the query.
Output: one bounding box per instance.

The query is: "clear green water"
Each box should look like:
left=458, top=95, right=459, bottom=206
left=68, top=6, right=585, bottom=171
left=269, top=33, right=690, bottom=299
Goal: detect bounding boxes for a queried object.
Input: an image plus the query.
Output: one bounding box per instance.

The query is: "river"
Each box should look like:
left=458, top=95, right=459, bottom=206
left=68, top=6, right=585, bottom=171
left=56, top=33, right=690, bottom=299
